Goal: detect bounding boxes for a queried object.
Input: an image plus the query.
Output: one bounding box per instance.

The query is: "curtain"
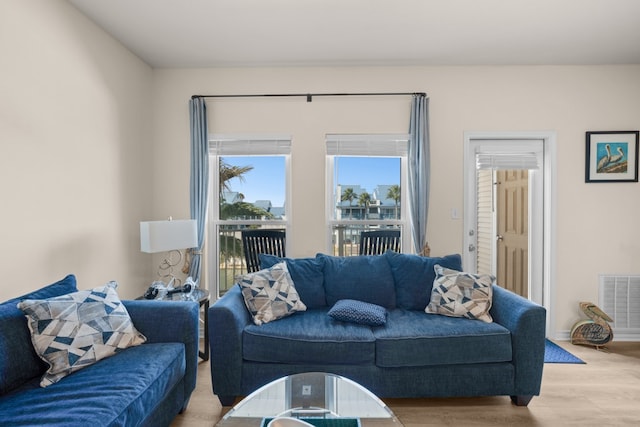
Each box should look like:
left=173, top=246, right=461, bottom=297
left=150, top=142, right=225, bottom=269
left=408, top=94, right=430, bottom=254
left=188, top=97, right=209, bottom=285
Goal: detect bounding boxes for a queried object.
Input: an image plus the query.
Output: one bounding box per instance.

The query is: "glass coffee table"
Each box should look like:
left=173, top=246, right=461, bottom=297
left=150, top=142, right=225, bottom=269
left=216, top=372, right=403, bottom=427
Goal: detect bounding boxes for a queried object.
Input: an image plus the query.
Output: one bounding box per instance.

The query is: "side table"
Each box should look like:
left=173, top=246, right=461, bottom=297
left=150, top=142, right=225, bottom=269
left=137, top=288, right=210, bottom=361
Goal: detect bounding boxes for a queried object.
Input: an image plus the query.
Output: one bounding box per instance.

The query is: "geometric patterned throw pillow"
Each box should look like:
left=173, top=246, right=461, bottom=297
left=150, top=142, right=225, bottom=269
left=238, top=261, right=307, bottom=325
left=17, top=281, right=146, bottom=387
left=425, top=265, right=495, bottom=323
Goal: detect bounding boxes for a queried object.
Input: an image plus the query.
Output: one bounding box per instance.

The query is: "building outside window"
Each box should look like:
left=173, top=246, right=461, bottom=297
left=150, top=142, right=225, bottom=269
left=209, top=135, right=290, bottom=297
left=326, top=134, right=409, bottom=256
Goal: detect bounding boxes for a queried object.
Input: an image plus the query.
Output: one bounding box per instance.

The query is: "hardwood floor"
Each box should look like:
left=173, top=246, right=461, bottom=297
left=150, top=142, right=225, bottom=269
left=171, top=341, right=640, bottom=426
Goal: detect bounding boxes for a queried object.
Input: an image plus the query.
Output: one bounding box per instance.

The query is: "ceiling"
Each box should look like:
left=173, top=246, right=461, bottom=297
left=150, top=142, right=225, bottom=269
left=68, top=0, right=640, bottom=68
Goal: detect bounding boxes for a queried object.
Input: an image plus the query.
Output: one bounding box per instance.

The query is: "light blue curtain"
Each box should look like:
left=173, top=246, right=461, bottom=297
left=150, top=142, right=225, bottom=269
left=188, top=97, right=209, bottom=285
left=408, top=94, right=430, bottom=254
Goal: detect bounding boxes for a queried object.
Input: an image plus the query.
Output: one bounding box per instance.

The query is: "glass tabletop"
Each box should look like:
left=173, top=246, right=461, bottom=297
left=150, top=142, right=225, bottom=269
left=159, top=287, right=208, bottom=303
left=217, top=372, right=403, bottom=427
left=139, top=284, right=209, bottom=303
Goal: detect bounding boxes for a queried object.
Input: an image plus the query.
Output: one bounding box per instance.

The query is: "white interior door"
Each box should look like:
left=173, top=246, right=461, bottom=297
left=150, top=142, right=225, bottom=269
left=463, top=132, right=556, bottom=337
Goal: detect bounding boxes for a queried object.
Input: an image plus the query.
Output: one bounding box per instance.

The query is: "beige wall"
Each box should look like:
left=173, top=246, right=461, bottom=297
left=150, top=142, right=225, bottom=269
left=0, top=0, right=153, bottom=300
left=2, top=1, right=639, bottom=338
left=153, top=65, right=640, bottom=337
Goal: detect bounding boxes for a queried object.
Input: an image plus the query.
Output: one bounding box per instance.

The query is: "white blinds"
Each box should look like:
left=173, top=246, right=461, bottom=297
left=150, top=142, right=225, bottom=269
left=209, top=134, right=291, bottom=155
left=476, top=152, right=540, bottom=170
left=326, top=134, right=409, bottom=156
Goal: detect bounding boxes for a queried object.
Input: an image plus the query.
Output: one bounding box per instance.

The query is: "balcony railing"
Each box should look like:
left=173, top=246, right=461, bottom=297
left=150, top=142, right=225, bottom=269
left=331, top=224, right=401, bottom=256
left=217, top=225, right=248, bottom=296
left=216, top=223, right=401, bottom=297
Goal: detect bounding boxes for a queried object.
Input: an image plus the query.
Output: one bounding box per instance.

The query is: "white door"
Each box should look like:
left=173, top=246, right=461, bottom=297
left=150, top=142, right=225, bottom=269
left=463, top=132, right=556, bottom=335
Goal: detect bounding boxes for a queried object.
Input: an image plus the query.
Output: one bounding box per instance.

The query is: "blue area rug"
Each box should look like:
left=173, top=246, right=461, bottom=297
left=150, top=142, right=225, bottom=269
left=544, top=339, right=585, bottom=364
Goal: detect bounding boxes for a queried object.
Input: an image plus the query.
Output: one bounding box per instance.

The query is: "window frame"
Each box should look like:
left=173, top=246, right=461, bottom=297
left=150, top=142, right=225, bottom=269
left=208, top=134, right=292, bottom=297
left=325, top=134, right=411, bottom=254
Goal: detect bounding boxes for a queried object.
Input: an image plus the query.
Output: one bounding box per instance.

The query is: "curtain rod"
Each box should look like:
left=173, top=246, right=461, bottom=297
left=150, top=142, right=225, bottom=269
left=191, top=92, right=426, bottom=102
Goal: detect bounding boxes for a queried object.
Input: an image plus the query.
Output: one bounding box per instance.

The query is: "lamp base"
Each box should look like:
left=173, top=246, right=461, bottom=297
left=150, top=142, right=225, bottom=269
left=157, top=250, right=183, bottom=286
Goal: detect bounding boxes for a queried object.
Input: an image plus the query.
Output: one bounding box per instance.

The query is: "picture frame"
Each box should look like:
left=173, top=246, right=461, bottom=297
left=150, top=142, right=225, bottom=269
left=585, top=131, right=639, bottom=183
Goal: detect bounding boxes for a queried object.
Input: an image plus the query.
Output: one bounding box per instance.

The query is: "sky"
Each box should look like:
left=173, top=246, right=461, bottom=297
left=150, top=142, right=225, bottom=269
left=335, top=157, right=400, bottom=194
left=223, top=156, right=286, bottom=206
left=222, top=156, right=400, bottom=207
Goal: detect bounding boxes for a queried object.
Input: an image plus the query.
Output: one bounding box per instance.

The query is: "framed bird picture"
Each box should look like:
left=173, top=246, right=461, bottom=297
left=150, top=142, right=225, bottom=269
left=585, top=130, right=639, bottom=183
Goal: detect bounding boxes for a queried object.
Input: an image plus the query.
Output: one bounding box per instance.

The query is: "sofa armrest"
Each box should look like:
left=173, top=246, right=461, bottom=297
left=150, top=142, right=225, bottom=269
left=490, top=285, right=546, bottom=397
left=122, top=300, right=199, bottom=406
left=208, top=286, right=252, bottom=399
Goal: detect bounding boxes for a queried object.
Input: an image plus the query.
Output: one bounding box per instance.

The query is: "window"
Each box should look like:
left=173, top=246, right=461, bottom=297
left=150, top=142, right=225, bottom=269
left=326, top=134, right=409, bottom=256
left=209, top=134, right=291, bottom=296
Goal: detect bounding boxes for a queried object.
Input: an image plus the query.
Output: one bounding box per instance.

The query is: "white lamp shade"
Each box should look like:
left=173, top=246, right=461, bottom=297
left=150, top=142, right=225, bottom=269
left=140, top=219, right=198, bottom=253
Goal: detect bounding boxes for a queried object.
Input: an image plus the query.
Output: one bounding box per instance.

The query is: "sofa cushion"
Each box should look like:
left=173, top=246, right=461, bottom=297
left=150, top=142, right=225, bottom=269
left=316, top=253, right=396, bottom=309
left=426, top=265, right=494, bottom=323
left=243, top=309, right=375, bottom=365
left=259, top=254, right=326, bottom=309
left=328, top=299, right=387, bottom=326
left=385, top=251, right=462, bottom=310
left=0, top=342, right=185, bottom=426
left=3, top=274, right=79, bottom=306
left=0, top=275, right=77, bottom=395
left=17, top=281, right=147, bottom=387
left=373, top=309, right=512, bottom=367
left=238, top=262, right=307, bottom=325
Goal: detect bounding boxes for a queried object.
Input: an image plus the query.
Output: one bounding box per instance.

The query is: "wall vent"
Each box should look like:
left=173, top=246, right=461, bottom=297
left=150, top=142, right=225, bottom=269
left=599, top=275, right=640, bottom=340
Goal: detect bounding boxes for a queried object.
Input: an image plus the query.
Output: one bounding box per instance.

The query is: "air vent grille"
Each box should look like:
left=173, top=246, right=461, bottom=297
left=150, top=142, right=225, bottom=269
left=599, top=275, right=640, bottom=338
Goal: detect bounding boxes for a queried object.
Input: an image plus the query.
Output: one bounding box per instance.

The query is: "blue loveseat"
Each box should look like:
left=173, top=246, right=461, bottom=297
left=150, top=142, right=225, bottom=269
left=209, top=251, right=546, bottom=407
left=0, top=274, right=199, bottom=427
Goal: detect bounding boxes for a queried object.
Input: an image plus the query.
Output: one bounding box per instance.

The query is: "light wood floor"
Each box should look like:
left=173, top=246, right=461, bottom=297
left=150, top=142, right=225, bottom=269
left=171, top=340, right=640, bottom=427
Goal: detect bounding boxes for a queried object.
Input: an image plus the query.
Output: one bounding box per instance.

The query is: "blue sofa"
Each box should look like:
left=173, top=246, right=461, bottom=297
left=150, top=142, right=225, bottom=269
left=209, top=252, right=546, bottom=407
left=0, top=274, right=199, bottom=427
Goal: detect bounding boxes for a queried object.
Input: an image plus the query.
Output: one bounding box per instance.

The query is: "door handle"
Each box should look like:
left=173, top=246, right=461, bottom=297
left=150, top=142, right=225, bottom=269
left=496, top=235, right=504, bottom=242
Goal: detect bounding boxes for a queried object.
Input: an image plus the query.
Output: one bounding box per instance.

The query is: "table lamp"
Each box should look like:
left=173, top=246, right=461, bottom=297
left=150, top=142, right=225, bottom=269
left=140, top=218, right=197, bottom=286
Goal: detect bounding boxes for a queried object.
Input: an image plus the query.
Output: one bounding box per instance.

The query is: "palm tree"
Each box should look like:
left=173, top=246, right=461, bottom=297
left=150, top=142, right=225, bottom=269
left=387, top=185, right=401, bottom=219
left=219, top=159, right=253, bottom=203
left=341, top=187, right=358, bottom=219
left=358, top=192, right=371, bottom=220
left=218, top=160, right=272, bottom=284
left=219, top=160, right=272, bottom=220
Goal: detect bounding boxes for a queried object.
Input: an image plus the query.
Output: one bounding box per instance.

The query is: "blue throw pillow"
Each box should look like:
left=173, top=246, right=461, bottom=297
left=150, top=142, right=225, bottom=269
left=385, top=251, right=462, bottom=310
left=328, top=299, right=387, bottom=326
left=259, top=254, right=326, bottom=308
left=317, top=253, right=396, bottom=309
